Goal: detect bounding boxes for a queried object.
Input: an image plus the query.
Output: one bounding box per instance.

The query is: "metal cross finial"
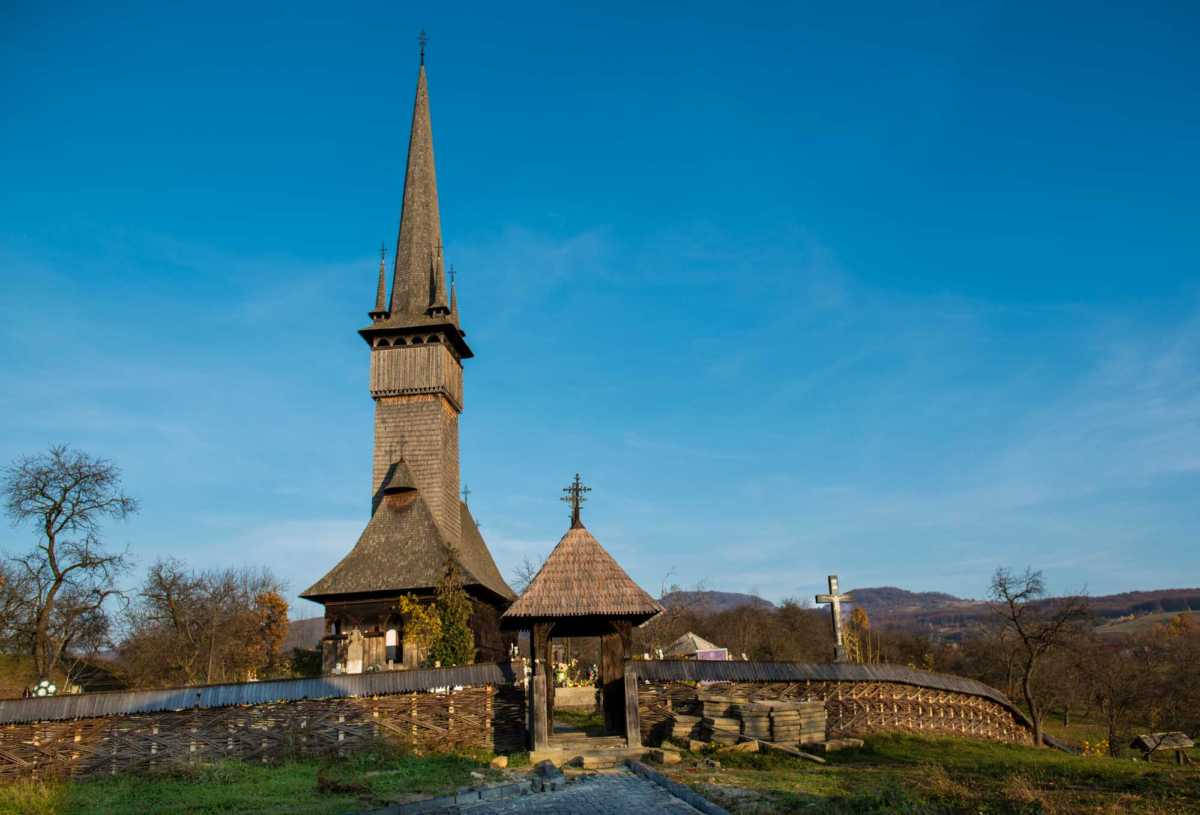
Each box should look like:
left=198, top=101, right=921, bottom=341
left=449, top=264, right=456, bottom=288
left=379, top=242, right=386, bottom=266
left=815, top=574, right=854, bottom=663
left=461, top=484, right=471, bottom=505
left=418, top=30, right=428, bottom=65
left=560, top=473, right=591, bottom=528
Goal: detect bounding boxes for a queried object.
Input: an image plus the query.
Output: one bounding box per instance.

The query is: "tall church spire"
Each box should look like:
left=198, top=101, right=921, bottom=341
left=389, top=64, right=446, bottom=319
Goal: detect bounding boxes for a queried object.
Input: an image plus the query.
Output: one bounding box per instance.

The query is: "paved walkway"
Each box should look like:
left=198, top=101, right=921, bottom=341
left=458, top=770, right=706, bottom=814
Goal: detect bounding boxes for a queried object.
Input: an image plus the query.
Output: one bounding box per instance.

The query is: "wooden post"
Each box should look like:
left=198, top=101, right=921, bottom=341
left=531, top=622, right=554, bottom=743
left=531, top=669, right=549, bottom=750
left=600, top=619, right=632, bottom=735
left=624, top=661, right=641, bottom=748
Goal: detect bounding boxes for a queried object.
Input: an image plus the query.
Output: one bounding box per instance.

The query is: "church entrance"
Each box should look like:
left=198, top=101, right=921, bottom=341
left=499, top=475, right=664, bottom=756
left=531, top=619, right=632, bottom=744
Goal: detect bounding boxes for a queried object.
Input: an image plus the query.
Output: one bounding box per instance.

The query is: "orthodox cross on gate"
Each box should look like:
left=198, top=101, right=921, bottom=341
left=561, top=473, right=591, bottom=528
left=418, top=30, right=429, bottom=65
left=815, top=574, right=853, bottom=663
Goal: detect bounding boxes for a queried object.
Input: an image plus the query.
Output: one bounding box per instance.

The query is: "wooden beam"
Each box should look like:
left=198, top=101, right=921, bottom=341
left=531, top=669, right=549, bottom=750
left=624, top=662, right=641, bottom=748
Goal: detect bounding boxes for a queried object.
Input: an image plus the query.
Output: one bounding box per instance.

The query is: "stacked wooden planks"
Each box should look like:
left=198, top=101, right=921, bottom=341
left=691, top=692, right=828, bottom=747
left=773, top=700, right=826, bottom=744
left=669, top=713, right=702, bottom=741
left=698, top=693, right=744, bottom=744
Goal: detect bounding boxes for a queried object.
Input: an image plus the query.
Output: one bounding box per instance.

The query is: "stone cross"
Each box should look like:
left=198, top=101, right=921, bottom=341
left=816, top=574, right=853, bottom=663
left=561, top=473, right=591, bottom=528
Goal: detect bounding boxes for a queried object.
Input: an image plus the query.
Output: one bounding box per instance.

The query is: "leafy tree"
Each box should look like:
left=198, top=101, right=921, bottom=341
left=3, top=445, right=135, bottom=681
left=429, top=559, right=474, bottom=667
left=394, top=594, right=442, bottom=662
left=989, top=567, right=1089, bottom=746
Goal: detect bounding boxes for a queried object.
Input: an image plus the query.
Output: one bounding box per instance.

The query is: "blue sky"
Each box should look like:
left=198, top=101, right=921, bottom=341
left=2, top=2, right=1198, bottom=614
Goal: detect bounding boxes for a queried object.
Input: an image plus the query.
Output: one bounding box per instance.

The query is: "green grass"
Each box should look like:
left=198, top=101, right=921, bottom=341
left=665, top=733, right=1200, bottom=814
left=0, top=748, right=501, bottom=815
left=553, top=708, right=607, bottom=736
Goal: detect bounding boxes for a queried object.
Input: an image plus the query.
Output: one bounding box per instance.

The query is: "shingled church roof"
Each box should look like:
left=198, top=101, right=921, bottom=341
left=501, top=524, right=662, bottom=622
left=300, top=479, right=514, bottom=604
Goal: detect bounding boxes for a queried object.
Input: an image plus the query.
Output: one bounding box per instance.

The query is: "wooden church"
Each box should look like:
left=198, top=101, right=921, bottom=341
left=300, top=59, right=515, bottom=673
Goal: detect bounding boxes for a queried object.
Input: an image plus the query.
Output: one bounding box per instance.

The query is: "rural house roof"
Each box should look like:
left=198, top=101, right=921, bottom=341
left=501, top=524, right=663, bottom=622
left=665, top=632, right=723, bottom=656
left=301, top=486, right=514, bottom=604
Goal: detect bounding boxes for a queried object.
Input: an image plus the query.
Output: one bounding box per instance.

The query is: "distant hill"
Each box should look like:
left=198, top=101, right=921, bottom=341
left=1097, top=610, right=1198, bottom=636
left=284, top=617, right=325, bottom=652
left=848, top=586, right=1200, bottom=640
left=846, top=587, right=971, bottom=615
left=659, top=591, right=775, bottom=613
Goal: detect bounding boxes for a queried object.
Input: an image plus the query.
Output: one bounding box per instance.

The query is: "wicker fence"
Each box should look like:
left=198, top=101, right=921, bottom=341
left=0, top=665, right=527, bottom=783
left=632, top=661, right=1036, bottom=747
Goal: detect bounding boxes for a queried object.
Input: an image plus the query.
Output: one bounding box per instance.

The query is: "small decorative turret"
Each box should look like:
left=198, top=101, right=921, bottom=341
left=369, top=243, right=390, bottom=321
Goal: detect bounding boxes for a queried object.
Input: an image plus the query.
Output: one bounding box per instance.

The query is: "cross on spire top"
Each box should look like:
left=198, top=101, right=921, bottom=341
left=418, top=30, right=428, bottom=65
left=561, top=473, right=591, bottom=528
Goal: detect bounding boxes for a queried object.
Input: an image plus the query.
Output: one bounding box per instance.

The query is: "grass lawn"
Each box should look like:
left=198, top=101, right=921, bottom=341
left=664, top=733, right=1200, bottom=814
left=0, top=748, right=509, bottom=815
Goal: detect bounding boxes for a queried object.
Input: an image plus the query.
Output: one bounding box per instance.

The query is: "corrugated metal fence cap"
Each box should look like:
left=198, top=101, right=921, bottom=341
left=0, top=663, right=514, bottom=725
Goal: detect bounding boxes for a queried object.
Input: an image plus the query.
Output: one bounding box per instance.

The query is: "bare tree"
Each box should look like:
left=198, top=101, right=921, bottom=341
left=988, top=567, right=1089, bottom=746
left=121, top=559, right=289, bottom=687
left=1076, top=631, right=1155, bottom=756
left=3, top=446, right=136, bottom=681
left=510, top=554, right=544, bottom=594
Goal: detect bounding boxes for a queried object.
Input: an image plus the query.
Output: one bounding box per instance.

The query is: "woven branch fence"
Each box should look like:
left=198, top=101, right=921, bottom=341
left=631, top=661, right=1036, bottom=747
left=0, top=669, right=526, bottom=783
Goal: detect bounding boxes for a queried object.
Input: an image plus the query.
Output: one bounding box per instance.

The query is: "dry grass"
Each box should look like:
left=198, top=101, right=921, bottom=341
left=665, top=733, right=1200, bottom=814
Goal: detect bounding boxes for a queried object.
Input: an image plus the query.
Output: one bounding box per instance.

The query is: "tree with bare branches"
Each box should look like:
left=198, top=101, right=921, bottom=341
left=510, top=554, right=543, bottom=594
left=989, top=567, right=1089, bottom=746
left=3, top=445, right=136, bottom=682
left=121, top=559, right=289, bottom=687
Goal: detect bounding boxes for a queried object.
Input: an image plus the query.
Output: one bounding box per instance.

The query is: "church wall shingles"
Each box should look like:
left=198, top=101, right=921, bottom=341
left=373, top=392, right=461, bottom=546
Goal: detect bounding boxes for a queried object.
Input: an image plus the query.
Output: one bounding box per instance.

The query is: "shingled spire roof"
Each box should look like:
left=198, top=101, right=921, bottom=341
left=501, top=524, right=663, bottom=623
left=360, top=63, right=471, bottom=356
left=390, top=65, right=444, bottom=319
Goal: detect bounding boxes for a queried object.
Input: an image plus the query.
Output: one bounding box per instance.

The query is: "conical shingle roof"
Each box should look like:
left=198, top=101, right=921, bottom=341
left=501, top=525, right=662, bottom=622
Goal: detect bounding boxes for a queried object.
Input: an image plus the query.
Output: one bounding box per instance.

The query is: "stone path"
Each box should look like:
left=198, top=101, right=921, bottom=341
left=458, top=770, right=706, bottom=814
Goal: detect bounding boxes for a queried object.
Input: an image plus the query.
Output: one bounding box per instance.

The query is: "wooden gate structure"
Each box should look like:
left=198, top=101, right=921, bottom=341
left=500, top=482, right=663, bottom=749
